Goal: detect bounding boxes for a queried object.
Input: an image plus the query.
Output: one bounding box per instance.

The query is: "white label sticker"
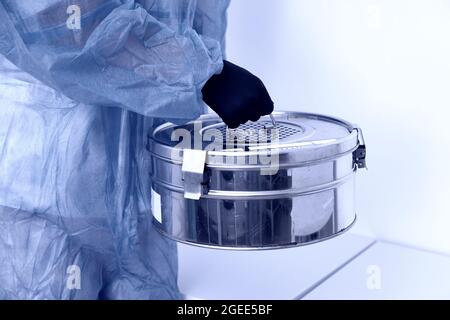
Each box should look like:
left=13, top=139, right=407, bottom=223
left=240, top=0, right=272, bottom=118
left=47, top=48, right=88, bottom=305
left=151, top=188, right=162, bottom=223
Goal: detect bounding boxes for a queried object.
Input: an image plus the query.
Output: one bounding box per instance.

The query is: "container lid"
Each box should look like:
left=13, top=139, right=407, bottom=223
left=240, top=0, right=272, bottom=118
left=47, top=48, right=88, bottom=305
left=149, top=111, right=362, bottom=168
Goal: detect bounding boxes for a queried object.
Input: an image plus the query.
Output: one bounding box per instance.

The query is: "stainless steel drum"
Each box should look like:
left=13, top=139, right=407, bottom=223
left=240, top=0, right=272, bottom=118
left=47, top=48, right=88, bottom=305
left=148, top=111, right=367, bottom=249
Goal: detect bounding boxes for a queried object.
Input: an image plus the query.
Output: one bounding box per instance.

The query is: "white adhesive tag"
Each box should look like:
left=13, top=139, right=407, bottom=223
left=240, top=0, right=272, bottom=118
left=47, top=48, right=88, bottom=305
left=151, top=188, right=162, bottom=223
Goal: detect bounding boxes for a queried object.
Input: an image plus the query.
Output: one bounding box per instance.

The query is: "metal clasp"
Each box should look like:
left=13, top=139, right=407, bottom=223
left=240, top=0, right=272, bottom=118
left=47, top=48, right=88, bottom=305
left=264, top=114, right=278, bottom=130
left=182, top=149, right=208, bottom=200
left=353, top=127, right=367, bottom=169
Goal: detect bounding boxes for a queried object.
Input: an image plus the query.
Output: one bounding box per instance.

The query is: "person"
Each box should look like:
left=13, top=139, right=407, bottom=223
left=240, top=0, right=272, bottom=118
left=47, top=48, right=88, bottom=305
left=0, top=0, right=273, bottom=299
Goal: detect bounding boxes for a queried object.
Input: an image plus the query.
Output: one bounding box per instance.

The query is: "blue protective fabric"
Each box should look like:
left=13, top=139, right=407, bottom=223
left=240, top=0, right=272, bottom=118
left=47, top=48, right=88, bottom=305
left=0, top=0, right=229, bottom=299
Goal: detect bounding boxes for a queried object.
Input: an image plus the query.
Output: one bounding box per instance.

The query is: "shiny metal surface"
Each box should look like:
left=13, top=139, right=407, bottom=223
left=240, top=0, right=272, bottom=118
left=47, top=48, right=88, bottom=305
left=148, top=111, right=366, bottom=249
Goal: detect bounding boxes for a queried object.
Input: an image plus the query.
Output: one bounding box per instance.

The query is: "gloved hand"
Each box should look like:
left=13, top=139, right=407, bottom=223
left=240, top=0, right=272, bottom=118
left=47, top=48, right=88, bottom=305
left=202, top=60, right=274, bottom=128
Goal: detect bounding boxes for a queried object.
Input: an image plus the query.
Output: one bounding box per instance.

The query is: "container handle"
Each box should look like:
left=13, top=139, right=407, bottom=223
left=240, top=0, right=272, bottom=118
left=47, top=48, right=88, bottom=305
left=353, top=126, right=367, bottom=170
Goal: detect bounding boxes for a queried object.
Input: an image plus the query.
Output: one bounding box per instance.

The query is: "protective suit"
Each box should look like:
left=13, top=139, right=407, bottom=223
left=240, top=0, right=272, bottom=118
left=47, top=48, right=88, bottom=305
left=0, top=0, right=229, bottom=299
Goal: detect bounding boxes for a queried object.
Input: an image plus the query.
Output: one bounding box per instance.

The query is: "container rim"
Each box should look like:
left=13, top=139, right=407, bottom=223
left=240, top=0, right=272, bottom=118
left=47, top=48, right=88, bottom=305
left=148, top=111, right=360, bottom=167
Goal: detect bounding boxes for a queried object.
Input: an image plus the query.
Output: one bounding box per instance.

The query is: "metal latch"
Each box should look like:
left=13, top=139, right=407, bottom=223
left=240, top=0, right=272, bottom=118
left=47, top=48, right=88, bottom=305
left=264, top=114, right=278, bottom=130
left=182, top=149, right=208, bottom=200
left=353, top=127, right=367, bottom=169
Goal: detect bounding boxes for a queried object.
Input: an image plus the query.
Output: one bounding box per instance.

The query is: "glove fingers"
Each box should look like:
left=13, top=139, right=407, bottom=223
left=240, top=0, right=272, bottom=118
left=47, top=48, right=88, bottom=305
left=225, top=118, right=241, bottom=129
left=249, top=114, right=261, bottom=122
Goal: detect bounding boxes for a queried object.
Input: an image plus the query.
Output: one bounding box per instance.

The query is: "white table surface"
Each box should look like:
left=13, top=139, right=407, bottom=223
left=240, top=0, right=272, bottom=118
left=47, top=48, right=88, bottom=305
left=177, top=232, right=375, bottom=300
left=303, top=241, right=450, bottom=300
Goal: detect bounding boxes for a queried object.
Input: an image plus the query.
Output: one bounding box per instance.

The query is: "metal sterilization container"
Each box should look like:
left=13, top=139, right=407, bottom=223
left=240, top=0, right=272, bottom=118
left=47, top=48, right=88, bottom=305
left=148, top=111, right=366, bottom=249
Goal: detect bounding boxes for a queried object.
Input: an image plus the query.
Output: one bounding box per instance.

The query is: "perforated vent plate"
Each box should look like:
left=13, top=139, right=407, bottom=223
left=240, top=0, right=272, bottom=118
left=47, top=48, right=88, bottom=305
left=201, top=121, right=309, bottom=148
left=223, top=122, right=303, bottom=141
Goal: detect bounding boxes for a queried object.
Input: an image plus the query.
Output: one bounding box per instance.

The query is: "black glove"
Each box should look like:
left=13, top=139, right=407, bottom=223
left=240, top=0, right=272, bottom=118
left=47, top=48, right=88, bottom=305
left=202, top=60, right=274, bottom=128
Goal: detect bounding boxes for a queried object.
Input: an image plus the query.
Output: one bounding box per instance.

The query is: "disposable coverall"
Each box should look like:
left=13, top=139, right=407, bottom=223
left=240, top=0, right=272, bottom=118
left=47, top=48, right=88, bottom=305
left=0, top=0, right=229, bottom=299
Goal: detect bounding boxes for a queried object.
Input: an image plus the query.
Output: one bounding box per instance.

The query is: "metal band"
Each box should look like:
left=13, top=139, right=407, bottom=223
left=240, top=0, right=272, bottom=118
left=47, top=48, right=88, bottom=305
left=151, top=166, right=356, bottom=200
